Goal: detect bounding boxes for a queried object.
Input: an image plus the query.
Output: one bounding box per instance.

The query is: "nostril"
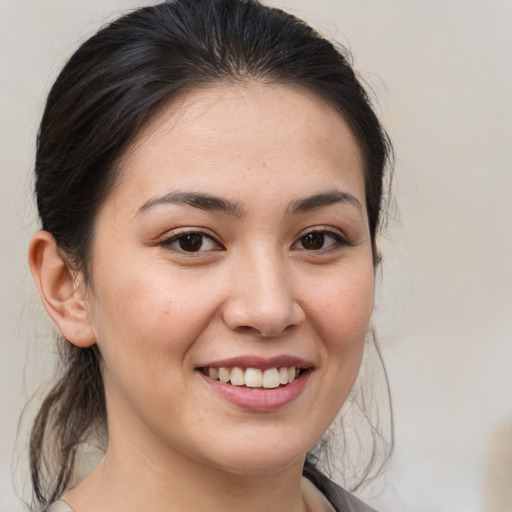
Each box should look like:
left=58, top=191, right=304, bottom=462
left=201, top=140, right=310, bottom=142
left=231, top=323, right=299, bottom=338
left=232, top=325, right=273, bottom=337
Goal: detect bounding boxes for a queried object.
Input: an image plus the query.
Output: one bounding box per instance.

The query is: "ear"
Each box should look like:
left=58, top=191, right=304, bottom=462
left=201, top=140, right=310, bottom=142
left=29, top=230, right=96, bottom=347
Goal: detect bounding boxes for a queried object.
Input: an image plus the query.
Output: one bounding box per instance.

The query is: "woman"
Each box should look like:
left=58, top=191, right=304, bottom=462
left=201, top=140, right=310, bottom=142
left=28, top=0, right=392, bottom=511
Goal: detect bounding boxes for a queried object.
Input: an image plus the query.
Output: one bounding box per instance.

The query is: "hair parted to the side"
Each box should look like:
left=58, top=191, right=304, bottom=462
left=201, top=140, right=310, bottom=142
left=30, top=0, right=393, bottom=507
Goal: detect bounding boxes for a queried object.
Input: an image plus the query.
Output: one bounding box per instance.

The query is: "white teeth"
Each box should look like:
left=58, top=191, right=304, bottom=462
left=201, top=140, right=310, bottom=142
left=205, top=365, right=303, bottom=388
left=218, top=367, right=230, bottom=383
left=230, top=367, right=244, bottom=386
left=262, top=368, right=280, bottom=388
left=245, top=368, right=263, bottom=388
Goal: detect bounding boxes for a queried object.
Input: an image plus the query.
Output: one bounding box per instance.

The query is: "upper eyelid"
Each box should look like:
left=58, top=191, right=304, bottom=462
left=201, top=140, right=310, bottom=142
left=160, top=227, right=218, bottom=240
left=157, top=226, right=348, bottom=247
left=295, top=226, right=347, bottom=240
left=292, top=228, right=351, bottom=251
left=159, top=228, right=224, bottom=248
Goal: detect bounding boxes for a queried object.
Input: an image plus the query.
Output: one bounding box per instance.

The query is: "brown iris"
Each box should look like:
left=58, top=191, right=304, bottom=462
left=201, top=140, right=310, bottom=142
left=301, top=232, right=325, bottom=250
left=178, top=233, right=204, bottom=252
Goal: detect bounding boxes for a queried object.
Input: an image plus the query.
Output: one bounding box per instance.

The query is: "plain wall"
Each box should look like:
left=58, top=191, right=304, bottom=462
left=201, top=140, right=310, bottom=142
left=1, top=1, right=510, bottom=511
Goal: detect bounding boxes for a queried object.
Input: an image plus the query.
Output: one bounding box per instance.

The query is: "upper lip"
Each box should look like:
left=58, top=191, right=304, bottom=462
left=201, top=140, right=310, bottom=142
left=196, top=355, right=313, bottom=371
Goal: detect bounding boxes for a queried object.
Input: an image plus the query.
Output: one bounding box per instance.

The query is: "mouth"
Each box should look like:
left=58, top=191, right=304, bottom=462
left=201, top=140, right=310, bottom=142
left=195, top=356, right=313, bottom=410
left=198, top=365, right=309, bottom=389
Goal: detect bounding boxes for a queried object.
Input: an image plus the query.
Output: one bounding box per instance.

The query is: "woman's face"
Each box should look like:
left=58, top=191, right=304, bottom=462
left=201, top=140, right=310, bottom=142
left=86, top=84, right=374, bottom=475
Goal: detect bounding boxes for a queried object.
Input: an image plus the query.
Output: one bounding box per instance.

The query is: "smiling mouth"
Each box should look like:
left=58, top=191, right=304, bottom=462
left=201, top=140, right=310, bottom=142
left=199, top=366, right=307, bottom=389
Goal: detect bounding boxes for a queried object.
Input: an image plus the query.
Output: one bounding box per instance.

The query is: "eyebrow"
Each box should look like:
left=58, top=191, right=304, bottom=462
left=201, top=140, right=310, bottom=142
left=135, top=191, right=245, bottom=218
left=135, top=189, right=363, bottom=219
left=287, top=190, right=364, bottom=215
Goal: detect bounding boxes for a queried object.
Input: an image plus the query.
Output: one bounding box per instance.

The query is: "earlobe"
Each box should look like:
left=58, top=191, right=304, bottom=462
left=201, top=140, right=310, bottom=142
left=28, top=230, right=96, bottom=347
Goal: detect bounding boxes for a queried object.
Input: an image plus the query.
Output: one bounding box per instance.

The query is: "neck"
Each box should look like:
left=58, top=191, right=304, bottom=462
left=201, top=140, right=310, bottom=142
left=64, top=432, right=308, bottom=512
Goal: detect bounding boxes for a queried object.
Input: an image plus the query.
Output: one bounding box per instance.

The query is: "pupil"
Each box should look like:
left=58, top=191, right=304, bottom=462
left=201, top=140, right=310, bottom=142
left=179, top=234, right=203, bottom=252
left=302, top=233, right=324, bottom=250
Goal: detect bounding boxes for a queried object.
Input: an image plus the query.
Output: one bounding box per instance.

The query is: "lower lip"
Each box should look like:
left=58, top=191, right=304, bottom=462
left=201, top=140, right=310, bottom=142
left=199, top=370, right=312, bottom=411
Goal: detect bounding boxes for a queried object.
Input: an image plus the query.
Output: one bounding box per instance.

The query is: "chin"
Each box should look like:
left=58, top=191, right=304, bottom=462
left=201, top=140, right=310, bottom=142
left=213, top=451, right=305, bottom=476
left=198, top=432, right=314, bottom=476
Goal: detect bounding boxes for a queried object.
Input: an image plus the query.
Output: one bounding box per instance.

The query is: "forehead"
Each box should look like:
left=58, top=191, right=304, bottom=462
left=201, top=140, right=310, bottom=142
left=113, top=83, right=366, bottom=212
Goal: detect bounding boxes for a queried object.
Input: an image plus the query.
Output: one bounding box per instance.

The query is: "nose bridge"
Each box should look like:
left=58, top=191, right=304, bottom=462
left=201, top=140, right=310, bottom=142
left=222, top=243, right=303, bottom=336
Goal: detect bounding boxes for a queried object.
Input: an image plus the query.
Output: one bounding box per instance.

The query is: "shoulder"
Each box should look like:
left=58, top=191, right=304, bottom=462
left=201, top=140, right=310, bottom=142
left=42, top=500, right=74, bottom=512
left=304, top=468, right=378, bottom=512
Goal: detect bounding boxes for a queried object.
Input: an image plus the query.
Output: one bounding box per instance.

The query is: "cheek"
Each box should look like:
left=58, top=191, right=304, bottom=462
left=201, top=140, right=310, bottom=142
left=306, top=264, right=375, bottom=344
left=297, top=263, right=374, bottom=437
left=304, top=260, right=374, bottom=402
left=88, top=259, right=222, bottom=375
left=87, top=265, right=222, bottom=424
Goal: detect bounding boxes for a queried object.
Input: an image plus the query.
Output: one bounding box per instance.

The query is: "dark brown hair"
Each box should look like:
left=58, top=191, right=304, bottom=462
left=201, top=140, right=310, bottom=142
left=30, top=0, right=393, bottom=507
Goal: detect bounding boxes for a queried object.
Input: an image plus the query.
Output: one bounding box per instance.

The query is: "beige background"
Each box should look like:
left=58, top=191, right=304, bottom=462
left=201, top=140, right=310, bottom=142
left=1, top=1, right=511, bottom=511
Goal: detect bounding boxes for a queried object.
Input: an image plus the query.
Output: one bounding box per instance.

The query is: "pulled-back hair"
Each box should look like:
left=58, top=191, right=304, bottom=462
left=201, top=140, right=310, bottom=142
left=30, top=0, right=393, bottom=507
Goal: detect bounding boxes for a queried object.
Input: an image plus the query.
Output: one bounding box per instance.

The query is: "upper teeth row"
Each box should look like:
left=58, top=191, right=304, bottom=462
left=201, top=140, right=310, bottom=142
left=207, top=366, right=299, bottom=388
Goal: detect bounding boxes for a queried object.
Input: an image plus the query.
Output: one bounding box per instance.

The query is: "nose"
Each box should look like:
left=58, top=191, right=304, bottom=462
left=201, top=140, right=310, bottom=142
left=222, top=251, right=305, bottom=338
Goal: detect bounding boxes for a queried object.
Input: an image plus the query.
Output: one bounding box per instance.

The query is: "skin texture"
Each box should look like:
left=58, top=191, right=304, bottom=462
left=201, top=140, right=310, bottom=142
left=29, top=83, right=375, bottom=512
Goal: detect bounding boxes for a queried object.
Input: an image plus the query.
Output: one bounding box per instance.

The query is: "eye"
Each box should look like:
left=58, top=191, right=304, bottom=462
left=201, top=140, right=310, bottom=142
left=160, top=231, right=221, bottom=253
left=293, top=230, right=346, bottom=251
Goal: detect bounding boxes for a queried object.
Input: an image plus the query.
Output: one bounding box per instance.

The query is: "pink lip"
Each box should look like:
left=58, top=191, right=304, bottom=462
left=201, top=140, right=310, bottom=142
left=197, top=355, right=312, bottom=371
left=198, top=368, right=313, bottom=411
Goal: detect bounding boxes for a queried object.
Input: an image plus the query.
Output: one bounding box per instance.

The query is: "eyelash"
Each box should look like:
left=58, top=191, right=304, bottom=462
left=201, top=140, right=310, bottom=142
left=159, top=228, right=349, bottom=254
left=159, top=229, right=222, bottom=254
left=292, top=229, right=349, bottom=252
